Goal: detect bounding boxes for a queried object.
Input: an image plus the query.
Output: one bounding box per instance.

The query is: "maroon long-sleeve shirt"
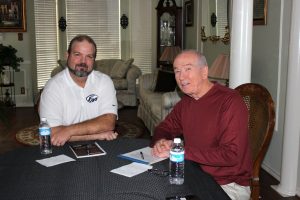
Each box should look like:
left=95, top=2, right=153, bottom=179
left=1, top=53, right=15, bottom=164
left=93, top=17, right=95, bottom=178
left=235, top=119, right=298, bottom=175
left=151, top=83, right=252, bottom=186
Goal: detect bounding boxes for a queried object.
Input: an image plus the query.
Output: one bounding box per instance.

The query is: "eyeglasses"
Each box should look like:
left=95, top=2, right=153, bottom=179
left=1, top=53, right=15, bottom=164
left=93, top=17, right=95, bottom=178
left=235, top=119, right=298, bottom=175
left=147, top=169, right=169, bottom=177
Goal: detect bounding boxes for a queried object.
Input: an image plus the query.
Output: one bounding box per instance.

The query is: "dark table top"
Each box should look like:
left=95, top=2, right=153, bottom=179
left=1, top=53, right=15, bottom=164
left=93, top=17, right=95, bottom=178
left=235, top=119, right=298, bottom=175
left=0, top=138, right=230, bottom=200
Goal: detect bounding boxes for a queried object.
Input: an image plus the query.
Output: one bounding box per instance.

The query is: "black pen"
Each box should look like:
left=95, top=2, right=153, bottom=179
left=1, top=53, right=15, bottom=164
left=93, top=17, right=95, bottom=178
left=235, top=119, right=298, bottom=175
left=140, top=151, right=144, bottom=160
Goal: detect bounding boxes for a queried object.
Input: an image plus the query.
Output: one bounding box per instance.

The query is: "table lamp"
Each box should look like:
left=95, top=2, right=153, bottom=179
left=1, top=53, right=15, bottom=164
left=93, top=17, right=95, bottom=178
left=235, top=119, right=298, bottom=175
left=208, top=53, right=230, bottom=86
left=159, top=46, right=181, bottom=65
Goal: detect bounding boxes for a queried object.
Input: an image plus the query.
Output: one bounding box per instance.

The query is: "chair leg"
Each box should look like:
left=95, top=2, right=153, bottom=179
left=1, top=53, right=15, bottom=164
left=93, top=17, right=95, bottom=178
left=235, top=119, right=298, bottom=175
left=251, top=179, right=260, bottom=200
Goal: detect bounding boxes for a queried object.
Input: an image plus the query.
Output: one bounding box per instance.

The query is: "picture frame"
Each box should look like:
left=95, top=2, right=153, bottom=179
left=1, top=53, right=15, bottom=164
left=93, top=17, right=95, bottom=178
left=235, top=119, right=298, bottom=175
left=185, top=0, right=193, bottom=27
left=0, top=0, right=27, bottom=32
left=253, top=0, right=267, bottom=25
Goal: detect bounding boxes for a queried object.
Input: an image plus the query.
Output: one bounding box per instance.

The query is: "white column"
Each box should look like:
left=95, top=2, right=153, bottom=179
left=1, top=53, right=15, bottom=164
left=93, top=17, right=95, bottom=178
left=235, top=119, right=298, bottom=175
left=272, top=0, right=300, bottom=197
left=229, top=0, right=253, bottom=88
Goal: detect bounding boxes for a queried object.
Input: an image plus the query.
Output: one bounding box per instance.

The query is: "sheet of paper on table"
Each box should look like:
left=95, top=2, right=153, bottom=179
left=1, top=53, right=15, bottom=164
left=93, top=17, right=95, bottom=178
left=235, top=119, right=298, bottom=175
left=110, top=162, right=153, bottom=177
left=118, top=146, right=167, bottom=165
left=36, top=154, right=75, bottom=167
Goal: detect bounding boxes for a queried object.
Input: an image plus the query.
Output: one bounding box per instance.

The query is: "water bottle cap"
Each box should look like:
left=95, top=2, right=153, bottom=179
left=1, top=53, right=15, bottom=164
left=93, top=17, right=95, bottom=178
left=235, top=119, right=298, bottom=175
left=174, top=138, right=181, bottom=143
left=41, top=117, right=47, bottom=122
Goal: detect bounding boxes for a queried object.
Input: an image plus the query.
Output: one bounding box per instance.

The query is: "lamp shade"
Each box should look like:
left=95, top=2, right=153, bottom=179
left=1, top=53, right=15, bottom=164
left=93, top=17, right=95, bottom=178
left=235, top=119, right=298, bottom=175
left=208, top=53, right=229, bottom=80
left=159, top=46, right=181, bottom=63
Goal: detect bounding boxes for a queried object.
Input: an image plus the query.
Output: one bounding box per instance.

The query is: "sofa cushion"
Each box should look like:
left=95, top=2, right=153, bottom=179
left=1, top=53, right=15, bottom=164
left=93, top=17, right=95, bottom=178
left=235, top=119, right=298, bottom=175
left=154, top=70, right=177, bottom=92
left=112, top=79, right=128, bottom=90
left=110, top=58, right=134, bottom=78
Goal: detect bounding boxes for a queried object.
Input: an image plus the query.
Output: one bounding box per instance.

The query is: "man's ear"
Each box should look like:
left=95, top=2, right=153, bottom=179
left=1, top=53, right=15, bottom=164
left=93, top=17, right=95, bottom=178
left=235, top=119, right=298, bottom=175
left=202, top=66, right=209, bottom=78
left=64, top=52, right=69, bottom=60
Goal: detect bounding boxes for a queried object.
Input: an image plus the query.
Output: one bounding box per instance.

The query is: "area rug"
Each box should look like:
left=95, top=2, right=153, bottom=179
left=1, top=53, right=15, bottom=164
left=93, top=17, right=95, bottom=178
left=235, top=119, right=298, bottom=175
left=15, top=121, right=144, bottom=146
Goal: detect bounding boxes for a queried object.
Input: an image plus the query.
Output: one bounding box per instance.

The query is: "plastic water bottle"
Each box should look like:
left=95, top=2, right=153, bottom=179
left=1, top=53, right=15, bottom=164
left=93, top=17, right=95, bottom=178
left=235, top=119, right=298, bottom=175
left=169, top=138, right=184, bottom=185
left=39, top=117, right=52, bottom=154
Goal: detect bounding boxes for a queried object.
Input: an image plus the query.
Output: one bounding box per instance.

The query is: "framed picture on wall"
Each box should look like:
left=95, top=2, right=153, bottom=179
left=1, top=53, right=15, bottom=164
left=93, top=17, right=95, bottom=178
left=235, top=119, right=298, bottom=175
left=253, top=0, right=267, bottom=25
left=185, top=0, right=193, bottom=26
left=0, top=0, right=27, bottom=32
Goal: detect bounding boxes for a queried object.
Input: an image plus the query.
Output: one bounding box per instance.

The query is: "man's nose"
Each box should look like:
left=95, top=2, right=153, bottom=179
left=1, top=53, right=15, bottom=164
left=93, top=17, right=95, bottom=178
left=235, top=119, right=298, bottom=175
left=178, top=71, right=186, bottom=80
left=80, top=56, right=87, bottom=63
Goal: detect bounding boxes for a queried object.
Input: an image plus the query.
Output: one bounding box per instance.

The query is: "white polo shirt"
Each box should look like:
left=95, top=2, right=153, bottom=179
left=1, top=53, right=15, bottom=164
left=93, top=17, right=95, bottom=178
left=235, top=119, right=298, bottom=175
left=39, top=68, right=118, bottom=127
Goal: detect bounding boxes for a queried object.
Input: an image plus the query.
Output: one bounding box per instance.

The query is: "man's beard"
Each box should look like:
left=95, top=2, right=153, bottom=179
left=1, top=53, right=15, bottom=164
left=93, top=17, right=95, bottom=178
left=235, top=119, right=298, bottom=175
left=67, top=63, right=93, bottom=77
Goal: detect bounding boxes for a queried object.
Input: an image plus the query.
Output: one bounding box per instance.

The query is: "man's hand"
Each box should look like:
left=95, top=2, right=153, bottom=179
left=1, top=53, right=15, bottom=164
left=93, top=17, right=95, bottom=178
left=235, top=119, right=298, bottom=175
left=51, top=126, right=71, bottom=146
left=51, top=126, right=118, bottom=146
left=152, top=139, right=173, bottom=158
left=94, top=131, right=118, bottom=140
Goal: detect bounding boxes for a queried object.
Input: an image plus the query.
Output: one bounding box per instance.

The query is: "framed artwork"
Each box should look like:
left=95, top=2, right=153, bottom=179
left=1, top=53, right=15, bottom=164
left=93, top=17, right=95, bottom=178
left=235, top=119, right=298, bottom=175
left=253, top=0, right=267, bottom=25
left=185, top=0, right=193, bottom=26
left=0, top=0, right=26, bottom=32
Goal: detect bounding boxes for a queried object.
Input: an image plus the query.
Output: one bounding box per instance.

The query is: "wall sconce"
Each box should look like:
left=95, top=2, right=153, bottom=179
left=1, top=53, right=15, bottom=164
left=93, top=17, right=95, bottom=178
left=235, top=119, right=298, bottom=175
left=201, top=26, right=208, bottom=42
left=201, top=26, right=230, bottom=45
left=120, top=14, right=129, bottom=29
left=211, top=13, right=217, bottom=27
left=58, top=17, right=67, bottom=32
left=221, top=26, right=230, bottom=45
left=209, top=35, right=220, bottom=42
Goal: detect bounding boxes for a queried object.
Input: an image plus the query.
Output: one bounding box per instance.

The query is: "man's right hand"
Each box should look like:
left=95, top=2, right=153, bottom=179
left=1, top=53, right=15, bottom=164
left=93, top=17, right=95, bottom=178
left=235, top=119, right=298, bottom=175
left=152, top=139, right=173, bottom=158
left=51, top=126, right=71, bottom=146
left=95, top=131, right=118, bottom=140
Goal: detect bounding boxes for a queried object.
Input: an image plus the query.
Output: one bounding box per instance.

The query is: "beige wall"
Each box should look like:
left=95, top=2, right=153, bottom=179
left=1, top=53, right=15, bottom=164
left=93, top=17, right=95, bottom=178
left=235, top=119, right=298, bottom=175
left=251, top=0, right=290, bottom=179
left=0, top=0, right=35, bottom=106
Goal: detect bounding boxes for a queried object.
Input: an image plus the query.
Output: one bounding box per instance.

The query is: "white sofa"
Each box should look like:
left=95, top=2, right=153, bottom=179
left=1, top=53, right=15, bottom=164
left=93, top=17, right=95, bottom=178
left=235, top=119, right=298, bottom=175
left=137, top=71, right=182, bottom=135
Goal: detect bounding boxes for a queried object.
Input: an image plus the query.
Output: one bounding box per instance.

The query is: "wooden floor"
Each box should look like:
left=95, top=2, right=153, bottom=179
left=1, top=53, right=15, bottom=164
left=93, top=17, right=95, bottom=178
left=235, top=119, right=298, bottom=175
left=0, top=107, right=299, bottom=200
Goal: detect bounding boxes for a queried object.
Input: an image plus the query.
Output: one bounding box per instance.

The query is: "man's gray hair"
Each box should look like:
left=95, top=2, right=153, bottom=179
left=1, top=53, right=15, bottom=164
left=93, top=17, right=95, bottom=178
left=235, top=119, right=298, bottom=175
left=180, top=49, right=208, bottom=67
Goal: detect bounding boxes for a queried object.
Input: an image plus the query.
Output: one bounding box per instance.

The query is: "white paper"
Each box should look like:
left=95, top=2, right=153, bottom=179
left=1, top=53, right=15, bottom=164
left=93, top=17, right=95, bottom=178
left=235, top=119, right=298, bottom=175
left=119, top=146, right=167, bottom=165
left=36, top=154, right=75, bottom=167
left=110, top=162, right=153, bottom=177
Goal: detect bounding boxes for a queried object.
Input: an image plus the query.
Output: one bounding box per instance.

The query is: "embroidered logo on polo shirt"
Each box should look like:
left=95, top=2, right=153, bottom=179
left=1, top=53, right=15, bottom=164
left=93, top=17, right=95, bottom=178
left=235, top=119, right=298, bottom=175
left=86, top=94, right=98, bottom=103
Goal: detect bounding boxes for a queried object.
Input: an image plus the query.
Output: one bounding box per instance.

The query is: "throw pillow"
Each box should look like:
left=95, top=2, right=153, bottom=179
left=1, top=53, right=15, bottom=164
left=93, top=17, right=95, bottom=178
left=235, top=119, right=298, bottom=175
left=154, top=70, right=177, bottom=92
left=110, top=58, right=134, bottom=79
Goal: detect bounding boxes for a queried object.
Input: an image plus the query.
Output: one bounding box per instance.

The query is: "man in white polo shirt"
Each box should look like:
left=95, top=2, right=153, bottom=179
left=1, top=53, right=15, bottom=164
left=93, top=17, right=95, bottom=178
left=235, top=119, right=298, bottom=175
left=39, top=35, right=118, bottom=146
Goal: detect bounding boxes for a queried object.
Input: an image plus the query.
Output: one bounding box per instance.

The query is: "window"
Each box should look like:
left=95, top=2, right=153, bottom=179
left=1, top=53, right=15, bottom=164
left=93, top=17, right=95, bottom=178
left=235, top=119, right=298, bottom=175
left=66, top=0, right=120, bottom=59
left=216, top=0, right=228, bottom=37
left=34, top=0, right=120, bottom=90
left=34, top=0, right=59, bottom=90
left=129, top=0, right=154, bottom=74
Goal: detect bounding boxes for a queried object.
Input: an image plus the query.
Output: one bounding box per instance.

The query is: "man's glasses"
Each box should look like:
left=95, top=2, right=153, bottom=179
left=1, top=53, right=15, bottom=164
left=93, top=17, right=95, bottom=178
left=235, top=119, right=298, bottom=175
left=147, top=168, right=169, bottom=177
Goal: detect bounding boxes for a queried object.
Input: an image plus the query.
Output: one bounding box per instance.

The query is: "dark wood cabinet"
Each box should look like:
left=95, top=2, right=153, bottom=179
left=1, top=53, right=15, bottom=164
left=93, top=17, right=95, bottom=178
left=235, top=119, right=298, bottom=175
left=156, top=0, right=182, bottom=70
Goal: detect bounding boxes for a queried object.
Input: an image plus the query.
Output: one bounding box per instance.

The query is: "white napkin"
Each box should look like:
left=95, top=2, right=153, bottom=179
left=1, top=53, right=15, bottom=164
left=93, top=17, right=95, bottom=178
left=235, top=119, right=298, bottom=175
left=36, top=154, right=75, bottom=167
left=110, top=162, right=153, bottom=177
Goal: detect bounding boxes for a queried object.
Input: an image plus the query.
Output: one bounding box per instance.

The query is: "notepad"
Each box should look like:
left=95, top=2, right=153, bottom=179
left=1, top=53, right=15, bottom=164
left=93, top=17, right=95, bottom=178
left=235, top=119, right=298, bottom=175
left=118, top=146, right=167, bottom=165
left=110, top=162, right=153, bottom=177
left=69, top=142, right=106, bottom=158
left=36, top=155, right=75, bottom=167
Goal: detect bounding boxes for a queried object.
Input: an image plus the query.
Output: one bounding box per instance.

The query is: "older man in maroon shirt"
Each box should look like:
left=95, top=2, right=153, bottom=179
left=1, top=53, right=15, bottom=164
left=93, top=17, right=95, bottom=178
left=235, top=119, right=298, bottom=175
left=151, top=50, right=252, bottom=200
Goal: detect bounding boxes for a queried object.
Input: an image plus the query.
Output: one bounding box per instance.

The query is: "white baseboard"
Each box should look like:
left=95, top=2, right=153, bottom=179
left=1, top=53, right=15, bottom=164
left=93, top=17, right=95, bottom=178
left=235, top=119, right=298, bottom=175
left=262, top=163, right=280, bottom=181
left=262, top=163, right=300, bottom=198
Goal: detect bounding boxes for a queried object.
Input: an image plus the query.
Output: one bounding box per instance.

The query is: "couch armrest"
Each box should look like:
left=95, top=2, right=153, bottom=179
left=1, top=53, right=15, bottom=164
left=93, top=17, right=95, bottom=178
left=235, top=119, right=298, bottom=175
left=161, top=91, right=181, bottom=120
left=51, top=65, right=64, bottom=77
left=126, top=64, right=142, bottom=93
left=138, top=72, right=157, bottom=91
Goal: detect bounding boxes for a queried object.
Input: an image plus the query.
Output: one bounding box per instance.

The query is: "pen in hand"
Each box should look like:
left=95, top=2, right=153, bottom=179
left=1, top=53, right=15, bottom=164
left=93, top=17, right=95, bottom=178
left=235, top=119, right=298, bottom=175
left=140, top=151, right=144, bottom=160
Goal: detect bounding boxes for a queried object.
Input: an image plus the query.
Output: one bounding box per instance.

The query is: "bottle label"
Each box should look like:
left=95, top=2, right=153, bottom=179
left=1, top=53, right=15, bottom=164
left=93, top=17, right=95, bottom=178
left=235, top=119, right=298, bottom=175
left=170, top=151, right=184, bottom=162
left=39, top=127, right=51, bottom=136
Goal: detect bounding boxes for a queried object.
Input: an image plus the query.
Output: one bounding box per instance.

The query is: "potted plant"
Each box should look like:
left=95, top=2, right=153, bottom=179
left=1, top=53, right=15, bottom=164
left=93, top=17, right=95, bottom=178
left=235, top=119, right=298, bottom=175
left=0, top=44, right=23, bottom=74
left=0, top=44, right=23, bottom=126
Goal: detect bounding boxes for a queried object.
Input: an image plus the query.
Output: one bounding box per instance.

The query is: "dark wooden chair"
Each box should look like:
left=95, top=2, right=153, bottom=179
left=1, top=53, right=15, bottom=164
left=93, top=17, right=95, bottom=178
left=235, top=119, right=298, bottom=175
left=235, top=83, right=275, bottom=200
